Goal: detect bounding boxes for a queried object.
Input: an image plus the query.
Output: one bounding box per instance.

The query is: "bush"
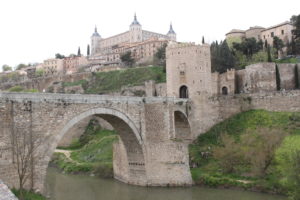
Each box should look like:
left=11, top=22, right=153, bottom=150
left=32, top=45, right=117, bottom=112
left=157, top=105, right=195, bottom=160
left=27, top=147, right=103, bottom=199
left=8, top=85, right=24, bottom=92
left=12, top=189, right=46, bottom=200
left=275, top=135, right=300, bottom=199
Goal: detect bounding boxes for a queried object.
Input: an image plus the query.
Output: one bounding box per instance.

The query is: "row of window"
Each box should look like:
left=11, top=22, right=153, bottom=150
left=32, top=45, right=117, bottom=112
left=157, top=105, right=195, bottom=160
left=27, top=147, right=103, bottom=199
left=263, top=29, right=285, bottom=39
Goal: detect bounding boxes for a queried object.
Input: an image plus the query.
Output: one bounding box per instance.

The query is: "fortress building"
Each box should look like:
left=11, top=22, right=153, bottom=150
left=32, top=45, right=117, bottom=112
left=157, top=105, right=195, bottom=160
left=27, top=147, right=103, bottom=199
left=90, top=14, right=176, bottom=65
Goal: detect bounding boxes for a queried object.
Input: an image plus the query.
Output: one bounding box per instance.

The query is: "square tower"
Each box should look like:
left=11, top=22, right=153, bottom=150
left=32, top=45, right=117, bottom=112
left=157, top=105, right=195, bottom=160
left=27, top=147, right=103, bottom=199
left=166, top=43, right=212, bottom=98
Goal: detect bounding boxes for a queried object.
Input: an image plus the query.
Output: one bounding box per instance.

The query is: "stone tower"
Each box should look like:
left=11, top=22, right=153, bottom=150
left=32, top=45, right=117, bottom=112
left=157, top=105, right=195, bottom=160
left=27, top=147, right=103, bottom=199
left=91, top=26, right=101, bottom=56
left=167, top=23, right=176, bottom=41
left=129, top=13, right=143, bottom=43
left=166, top=43, right=212, bottom=98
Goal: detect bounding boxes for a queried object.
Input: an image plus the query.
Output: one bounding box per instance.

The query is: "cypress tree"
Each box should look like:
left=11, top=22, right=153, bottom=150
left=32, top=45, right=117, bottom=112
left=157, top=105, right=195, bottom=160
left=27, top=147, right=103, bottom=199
left=295, top=64, right=299, bottom=89
left=77, top=47, right=81, bottom=56
left=202, top=36, right=205, bottom=44
left=267, top=45, right=272, bottom=62
left=276, top=64, right=281, bottom=91
left=264, top=40, right=268, bottom=50
left=87, top=45, right=90, bottom=56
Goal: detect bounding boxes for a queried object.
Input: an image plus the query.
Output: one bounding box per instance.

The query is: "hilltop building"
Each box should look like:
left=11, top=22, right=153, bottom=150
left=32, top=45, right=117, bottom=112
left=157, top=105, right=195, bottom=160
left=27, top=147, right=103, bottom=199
left=226, top=21, right=294, bottom=47
left=89, top=14, right=177, bottom=65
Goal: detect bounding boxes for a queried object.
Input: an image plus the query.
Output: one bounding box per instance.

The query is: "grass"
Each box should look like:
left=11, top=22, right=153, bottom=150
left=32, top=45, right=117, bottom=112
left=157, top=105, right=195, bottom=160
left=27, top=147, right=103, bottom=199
left=12, top=189, right=46, bottom=200
left=189, top=110, right=300, bottom=194
left=50, top=119, right=118, bottom=178
left=274, top=57, right=299, bottom=64
left=84, top=66, right=165, bottom=94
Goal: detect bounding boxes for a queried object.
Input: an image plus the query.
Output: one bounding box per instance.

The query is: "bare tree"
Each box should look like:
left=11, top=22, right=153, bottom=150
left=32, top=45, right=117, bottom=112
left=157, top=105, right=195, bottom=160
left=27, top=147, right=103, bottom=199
left=10, top=101, right=43, bottom=200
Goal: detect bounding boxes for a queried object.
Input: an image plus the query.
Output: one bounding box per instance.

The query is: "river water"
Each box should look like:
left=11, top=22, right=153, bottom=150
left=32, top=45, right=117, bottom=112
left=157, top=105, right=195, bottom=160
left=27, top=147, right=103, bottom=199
left=45, top=167, right=287, bottom=200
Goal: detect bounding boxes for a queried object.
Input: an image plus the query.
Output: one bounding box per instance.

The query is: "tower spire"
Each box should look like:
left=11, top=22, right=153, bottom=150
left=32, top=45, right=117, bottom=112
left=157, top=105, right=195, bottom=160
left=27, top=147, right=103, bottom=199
left=131, top=12, right=140, bottom=26
left=168, top=22, right=175, bottom=34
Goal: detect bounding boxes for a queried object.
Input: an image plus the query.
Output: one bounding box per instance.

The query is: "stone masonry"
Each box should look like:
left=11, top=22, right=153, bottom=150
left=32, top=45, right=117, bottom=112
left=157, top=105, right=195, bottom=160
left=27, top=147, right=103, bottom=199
left=0, top=92, right=193, bottom=193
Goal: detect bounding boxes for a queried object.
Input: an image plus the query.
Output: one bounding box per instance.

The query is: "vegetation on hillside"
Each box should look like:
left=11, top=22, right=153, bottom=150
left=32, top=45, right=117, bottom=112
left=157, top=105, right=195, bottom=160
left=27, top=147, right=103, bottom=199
left=50, top=119, right=118, bottom=178
left=82, top=66, right=165, bottom=94
left=189, top=110, right=300, bottom=199
left=7, top=85, right=38, bottom=93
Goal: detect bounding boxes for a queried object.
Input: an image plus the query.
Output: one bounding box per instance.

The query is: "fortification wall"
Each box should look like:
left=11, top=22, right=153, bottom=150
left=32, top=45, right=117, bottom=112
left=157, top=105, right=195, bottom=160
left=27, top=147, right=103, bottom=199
left=189, top=90, right=300, bottom=138
left=278, top=63, right=297, bottom=90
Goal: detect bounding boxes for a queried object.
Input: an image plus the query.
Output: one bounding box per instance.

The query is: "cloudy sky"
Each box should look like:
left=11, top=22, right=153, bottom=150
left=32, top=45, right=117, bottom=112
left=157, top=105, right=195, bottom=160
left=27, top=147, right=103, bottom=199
left=0, top=0, right=299, bottom=70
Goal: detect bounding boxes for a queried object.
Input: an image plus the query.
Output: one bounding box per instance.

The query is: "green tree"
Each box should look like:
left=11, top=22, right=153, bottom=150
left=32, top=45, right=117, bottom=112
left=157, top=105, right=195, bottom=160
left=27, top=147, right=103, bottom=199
left=219, top=40, right=235, bottom=73
left=2, top=64, right=12, bottom=71
left=273, top=36, right=284, bottom=58
left=233, top=37, right=261, bottom=58
left=291, top=14, right=300, bottom=54
left=55, top=53, right=65, bottom=59
left=154, top=43, right=167, bottom=69
left=202, top=36, right=205, bottom=44
left=16, top=63, right=28, bottom=70
left=120, top=51, right=135, bottom=67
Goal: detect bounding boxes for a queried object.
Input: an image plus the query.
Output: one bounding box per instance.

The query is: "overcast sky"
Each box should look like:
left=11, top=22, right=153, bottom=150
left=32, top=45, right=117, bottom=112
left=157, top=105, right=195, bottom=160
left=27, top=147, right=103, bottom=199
left=0, top=0, right=299, bottom=70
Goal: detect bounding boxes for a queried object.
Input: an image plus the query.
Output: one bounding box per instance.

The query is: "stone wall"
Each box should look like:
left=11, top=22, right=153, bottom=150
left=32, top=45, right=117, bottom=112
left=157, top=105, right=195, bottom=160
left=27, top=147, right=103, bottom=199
left=235, top=63, right=277, bottom=93
left=278, top=63, right=297, bottom=90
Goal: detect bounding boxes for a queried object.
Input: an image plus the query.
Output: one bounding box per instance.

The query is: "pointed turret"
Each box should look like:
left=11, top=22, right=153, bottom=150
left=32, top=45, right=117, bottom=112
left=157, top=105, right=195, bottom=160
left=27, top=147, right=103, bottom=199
left=129, top=13, right=142, bottom=43
left=92, top=26, right=101, bottom=37
left=167, top=22, right=176, bottom=41
left=167, top=23, right=176, bottom=35
left=131, top=13, right=141, bottom=26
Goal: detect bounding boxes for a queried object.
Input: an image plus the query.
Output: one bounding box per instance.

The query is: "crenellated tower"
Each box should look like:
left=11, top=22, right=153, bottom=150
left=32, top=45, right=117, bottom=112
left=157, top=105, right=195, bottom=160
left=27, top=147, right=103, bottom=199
left=166, top=43, right=212, bottom=98
left=129, top=13, right=143, bottom=43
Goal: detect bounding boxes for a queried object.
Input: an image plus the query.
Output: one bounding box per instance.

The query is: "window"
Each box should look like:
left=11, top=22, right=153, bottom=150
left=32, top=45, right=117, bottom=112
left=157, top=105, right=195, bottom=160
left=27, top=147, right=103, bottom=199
left=263, top=35, right=266, bottom=39
left=179, top=86, right=189, bottom=98
left=222, top=87, right=228, bottom=95
left=281, top=30, right=284, bottom=35
left=271, top=32, right=274, bottom=37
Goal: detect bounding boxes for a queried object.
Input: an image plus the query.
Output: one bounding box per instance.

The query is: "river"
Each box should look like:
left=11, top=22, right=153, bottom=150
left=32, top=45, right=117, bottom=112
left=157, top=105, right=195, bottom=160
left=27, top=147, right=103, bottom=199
left=45, top=167, right=287, bottom=200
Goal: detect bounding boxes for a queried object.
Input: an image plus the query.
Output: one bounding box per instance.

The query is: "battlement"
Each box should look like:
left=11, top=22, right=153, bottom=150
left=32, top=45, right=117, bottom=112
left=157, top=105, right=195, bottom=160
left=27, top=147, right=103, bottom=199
left=167, top=42, right=209, bottom=50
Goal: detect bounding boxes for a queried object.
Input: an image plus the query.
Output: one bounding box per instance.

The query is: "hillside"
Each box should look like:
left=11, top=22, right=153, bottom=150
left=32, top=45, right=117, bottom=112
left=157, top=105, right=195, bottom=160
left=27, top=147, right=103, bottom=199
left=63, top=66, right=166, bottom=94
left=189, top=110, right=300, bottom=198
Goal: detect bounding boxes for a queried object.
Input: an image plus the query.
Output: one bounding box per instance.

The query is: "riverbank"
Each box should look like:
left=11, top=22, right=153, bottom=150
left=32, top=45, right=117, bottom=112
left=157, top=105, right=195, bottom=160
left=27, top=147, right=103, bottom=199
left=189, top=110, right=300, bottom=198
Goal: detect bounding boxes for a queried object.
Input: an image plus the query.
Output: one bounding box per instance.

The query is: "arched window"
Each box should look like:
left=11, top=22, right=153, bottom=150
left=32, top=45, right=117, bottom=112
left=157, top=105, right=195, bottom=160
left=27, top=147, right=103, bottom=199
left=179, top=85, right=189, bottom=98
left=222, top=86, right=228, bottom=95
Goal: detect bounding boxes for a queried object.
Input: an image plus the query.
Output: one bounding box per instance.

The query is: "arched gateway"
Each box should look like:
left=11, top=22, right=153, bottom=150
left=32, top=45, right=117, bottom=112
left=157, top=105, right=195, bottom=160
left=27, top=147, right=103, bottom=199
left=0, top=92, right=193, bottom=192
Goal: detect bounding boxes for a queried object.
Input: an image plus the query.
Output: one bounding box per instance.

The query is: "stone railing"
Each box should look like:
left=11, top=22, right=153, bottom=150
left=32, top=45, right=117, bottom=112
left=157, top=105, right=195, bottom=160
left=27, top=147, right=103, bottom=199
left=0, top=92, right=188, bottom=105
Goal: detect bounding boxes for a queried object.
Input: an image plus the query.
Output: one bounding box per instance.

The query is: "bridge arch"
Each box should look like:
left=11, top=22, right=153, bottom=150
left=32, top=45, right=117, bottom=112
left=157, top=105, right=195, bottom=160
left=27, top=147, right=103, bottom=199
left=46, top=107, right=146, bottom=186
left=174, top=110, right=192, bottom=140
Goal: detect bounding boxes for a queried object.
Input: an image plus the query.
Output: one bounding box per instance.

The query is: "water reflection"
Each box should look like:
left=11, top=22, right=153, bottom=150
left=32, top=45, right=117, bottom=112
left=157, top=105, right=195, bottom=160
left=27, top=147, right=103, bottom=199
left=46, top=167, right=286, bottom=200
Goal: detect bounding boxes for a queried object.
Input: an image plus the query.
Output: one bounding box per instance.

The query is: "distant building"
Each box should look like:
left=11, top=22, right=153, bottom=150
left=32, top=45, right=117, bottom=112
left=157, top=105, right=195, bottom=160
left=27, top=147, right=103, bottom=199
left=43, top=58, right=64, bottom=75
left=63, top=56, right=88, bottom=74
left=261, top=21, right=293, bottom=45
left=90, top=14, right=176, bottom=66
left=226, top=21, right=294, bottom=46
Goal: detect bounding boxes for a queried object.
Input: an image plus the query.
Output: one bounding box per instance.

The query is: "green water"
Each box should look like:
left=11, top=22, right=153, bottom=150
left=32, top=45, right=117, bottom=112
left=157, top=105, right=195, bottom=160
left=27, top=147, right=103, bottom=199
left=45, top=167, right=287, bottom=200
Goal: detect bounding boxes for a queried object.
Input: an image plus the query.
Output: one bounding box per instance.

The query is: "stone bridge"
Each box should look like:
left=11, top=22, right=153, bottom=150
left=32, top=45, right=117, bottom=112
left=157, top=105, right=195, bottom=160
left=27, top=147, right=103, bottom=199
left=0, top=92, right=193, bottom=192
